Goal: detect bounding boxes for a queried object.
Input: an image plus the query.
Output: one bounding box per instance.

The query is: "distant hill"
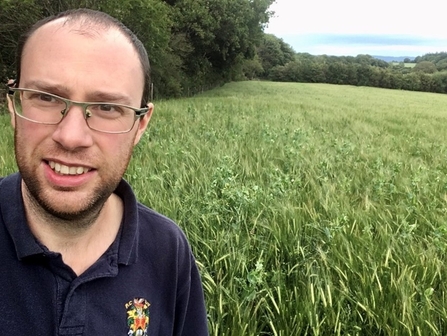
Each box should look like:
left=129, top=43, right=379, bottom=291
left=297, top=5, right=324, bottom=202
left=373, top=55, right=415, bottom=62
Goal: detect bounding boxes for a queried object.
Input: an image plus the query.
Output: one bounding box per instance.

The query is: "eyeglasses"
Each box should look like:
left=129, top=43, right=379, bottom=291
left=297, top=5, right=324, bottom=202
left=7, top=87, right=149, bottom=134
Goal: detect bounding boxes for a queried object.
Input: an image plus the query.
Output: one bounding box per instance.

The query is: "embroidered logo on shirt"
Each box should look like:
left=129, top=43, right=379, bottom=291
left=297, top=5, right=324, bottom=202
left=125, top=298, right=150, bottom=336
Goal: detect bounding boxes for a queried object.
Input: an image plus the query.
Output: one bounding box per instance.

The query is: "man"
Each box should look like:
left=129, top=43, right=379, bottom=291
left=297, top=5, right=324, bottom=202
left=0, top=8, right=208, bottom=335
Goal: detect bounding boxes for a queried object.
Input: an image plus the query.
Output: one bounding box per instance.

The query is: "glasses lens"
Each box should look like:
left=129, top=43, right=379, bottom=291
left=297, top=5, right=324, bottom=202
left=86, top=104, right=136, bottom=133
left=12, top=89, right=139, bottom=133
left=14, top=90, right=65, bottom=124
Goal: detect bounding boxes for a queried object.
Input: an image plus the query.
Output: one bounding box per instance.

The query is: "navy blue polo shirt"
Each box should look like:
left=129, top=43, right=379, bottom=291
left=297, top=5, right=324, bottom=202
left=0, top=173, right=208, bottom=335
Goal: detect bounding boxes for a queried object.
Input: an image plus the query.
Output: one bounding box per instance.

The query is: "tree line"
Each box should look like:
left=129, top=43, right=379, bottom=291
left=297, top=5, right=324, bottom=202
left=0, top=0, right=274, bottom=99
left=253, top=35, right=447, bottom=94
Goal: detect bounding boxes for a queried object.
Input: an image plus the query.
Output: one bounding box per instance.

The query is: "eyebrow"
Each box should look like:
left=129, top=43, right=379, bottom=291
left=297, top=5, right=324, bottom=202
left=22, top=80, right=133, bottom=105
left=24, top=80, right=72, bottom=97
left=85, top=91, right=132, bottom=105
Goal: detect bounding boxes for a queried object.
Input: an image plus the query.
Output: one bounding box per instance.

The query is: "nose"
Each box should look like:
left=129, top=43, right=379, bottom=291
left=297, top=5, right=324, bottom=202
left=51, top=104, right=94, bottom=150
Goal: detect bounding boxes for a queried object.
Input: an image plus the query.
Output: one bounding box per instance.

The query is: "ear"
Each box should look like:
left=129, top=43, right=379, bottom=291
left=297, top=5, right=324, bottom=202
left=6, top=93, right=16, bottom=129
left=133, top=102, right=154, bottom=145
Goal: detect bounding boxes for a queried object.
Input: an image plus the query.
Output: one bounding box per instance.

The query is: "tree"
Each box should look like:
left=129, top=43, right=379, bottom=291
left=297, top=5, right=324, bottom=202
left=101, top=0, right=175, bottom=98
left=242, top=55, right=264, bottom=79
left=431, top=72, right=447, bottom=93
left=0, top=0, right=41, bottom=83
left=413, top=61, right=438, bottom=74
left=256, top=34, right=294, bottom=77
left=435, top=58, right=447, bottom=71
left=402, top=72, right=421, bottom=91
left=418, top=72, right=435, bottom=91
left=164, top=0, right=274, bottom=92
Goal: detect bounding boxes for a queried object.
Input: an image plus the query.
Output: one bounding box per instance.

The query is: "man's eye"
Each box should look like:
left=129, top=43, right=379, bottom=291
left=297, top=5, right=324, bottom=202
left=99, top=104, right=114, bottom=112
left=96, top=104, right=124, bottom=114
left=39, top=94, right=55, bottom=102
left=38, top=93, right=59, bottom=103
left=28, top=93, right=55, bottom=102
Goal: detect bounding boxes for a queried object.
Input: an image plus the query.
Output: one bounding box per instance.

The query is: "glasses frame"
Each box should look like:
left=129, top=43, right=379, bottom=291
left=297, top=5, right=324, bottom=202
left=6, top=86, right=149, bottom=134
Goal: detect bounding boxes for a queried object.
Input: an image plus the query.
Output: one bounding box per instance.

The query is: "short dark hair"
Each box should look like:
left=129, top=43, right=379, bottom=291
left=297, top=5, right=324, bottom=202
left=15, top=8, right=151, bottom=107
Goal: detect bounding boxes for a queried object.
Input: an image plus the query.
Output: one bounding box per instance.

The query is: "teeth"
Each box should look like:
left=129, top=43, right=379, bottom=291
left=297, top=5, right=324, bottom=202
left=60, top=165, right=69, bottom=175
left=48, top=161, right=90, bottom=176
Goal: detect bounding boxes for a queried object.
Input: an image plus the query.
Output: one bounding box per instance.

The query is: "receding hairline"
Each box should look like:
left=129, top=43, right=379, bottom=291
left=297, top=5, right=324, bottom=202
left=25, top=16, right=133, bottom=49
left=22, top=18, right=144, bottom=81
left=48, top=14, right=119, bottom=38
left=16, top=9, right=151, bottom=107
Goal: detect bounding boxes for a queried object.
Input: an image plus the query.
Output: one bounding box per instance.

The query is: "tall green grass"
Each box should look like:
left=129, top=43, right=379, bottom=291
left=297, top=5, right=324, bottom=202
left=2, top=82, right=447, bottom=334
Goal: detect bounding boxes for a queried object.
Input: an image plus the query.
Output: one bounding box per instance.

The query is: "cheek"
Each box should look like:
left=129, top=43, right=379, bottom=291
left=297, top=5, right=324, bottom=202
left=98, top=138, right=135, bottom=181
left=14, top=122, right=55, bottom=161
left=16, top=121, right=50, bottom=142
left=99, top=135, right=135, bottom=162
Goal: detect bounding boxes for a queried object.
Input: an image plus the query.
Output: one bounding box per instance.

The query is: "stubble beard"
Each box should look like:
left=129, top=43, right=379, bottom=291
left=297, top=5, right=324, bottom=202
left=22, top=180, right=110, bottom=230
left=14, top=129, right=133, bottom=231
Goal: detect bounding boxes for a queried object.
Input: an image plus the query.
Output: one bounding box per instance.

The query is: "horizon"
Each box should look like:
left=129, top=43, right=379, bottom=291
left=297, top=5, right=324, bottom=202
left=268, top=33, right=447, bottom=59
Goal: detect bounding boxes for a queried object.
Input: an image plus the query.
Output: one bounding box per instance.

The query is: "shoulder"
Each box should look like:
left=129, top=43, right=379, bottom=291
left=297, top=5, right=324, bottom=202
left=131, top=203, right=197, bottom=289
left=0, top=173, right=19, bottom=188
left=116, top=178, right=187, bottom=241
left=136, top=202, right=190, bottom=247
left=0, top=173, right=21, bottom=201
left=115, top=178, right=194, bottom=266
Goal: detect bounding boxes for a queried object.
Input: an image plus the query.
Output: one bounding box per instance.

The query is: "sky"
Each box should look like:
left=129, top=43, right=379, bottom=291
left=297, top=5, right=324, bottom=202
left=265, top=0, right=447, bottom=58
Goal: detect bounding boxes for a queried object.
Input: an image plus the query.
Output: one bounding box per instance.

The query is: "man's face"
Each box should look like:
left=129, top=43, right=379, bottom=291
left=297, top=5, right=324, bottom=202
left=9, top=20, right=152, bottom=220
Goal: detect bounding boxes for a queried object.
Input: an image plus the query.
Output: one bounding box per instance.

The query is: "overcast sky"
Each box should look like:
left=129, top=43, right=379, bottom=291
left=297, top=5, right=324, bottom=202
left=265, top=0, right=447, bottom=57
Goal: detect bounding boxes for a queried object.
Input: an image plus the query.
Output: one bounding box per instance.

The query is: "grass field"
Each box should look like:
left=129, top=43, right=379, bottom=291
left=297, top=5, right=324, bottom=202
left=391, top=62, right=417, bottom=68
left=2, top=81, right=447, bottom=335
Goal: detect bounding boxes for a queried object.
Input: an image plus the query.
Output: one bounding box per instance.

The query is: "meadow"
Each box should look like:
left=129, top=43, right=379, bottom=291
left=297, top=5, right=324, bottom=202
left=2, top=81, right=447, bottom=335
left=391, top=62, right=417, bottom=68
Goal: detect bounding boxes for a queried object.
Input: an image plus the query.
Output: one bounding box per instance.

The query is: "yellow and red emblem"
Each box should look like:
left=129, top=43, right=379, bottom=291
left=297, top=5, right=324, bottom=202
left=126, top=298, right=150, bottom=336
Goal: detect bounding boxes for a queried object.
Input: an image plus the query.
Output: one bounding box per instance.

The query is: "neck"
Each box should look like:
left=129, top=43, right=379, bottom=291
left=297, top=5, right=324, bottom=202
left=22, top=182, right=124, bottom=275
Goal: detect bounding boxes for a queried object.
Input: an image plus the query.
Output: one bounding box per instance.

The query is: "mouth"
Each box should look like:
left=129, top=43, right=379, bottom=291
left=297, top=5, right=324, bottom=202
left=48, top=160, right=91, bottom=176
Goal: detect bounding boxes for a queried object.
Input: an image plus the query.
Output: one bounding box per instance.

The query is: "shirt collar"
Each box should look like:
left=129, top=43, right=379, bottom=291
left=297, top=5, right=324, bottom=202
left=0, top=173, right=139, bottom=265
left=0, top=173, right=43, bottom=259
left=113, top=178, right=139, bottom=265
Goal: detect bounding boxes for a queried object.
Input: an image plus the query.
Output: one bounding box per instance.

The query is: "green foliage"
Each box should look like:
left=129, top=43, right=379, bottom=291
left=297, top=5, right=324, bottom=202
left=241, top=55, right=264, bottom=80
left=435, top=58, right=447, bottom=71
left=0, top=106, right=14, bottom=174
left=257, top=34, right=295, bottom=76
left=164, top=0, right=274, bottom=94
left=0, top=0, right=274, bottom=98
left=413, top=61, right=438, bottom=74
left=260, top=51, right=447, bottom=94
left=0, top=0, right=41, bottom=81
left=100, top=0, right=177, bottom=98
left=414, top=52, right=447, bottom=65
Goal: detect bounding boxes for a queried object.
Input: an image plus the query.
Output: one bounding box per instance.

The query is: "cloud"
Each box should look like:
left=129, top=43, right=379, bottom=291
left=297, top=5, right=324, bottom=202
left=275, top=34, right=447, bottom=57
left=265, top=0, right=447, bottom=56
left=309, top=35, right=444, bottom=46
left=267, top=0, right=446, bottom=38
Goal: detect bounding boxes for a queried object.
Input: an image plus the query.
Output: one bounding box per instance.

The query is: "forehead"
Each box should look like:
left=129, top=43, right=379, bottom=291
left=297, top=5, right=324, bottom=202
left=20, top=19, right=144, bottom=101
